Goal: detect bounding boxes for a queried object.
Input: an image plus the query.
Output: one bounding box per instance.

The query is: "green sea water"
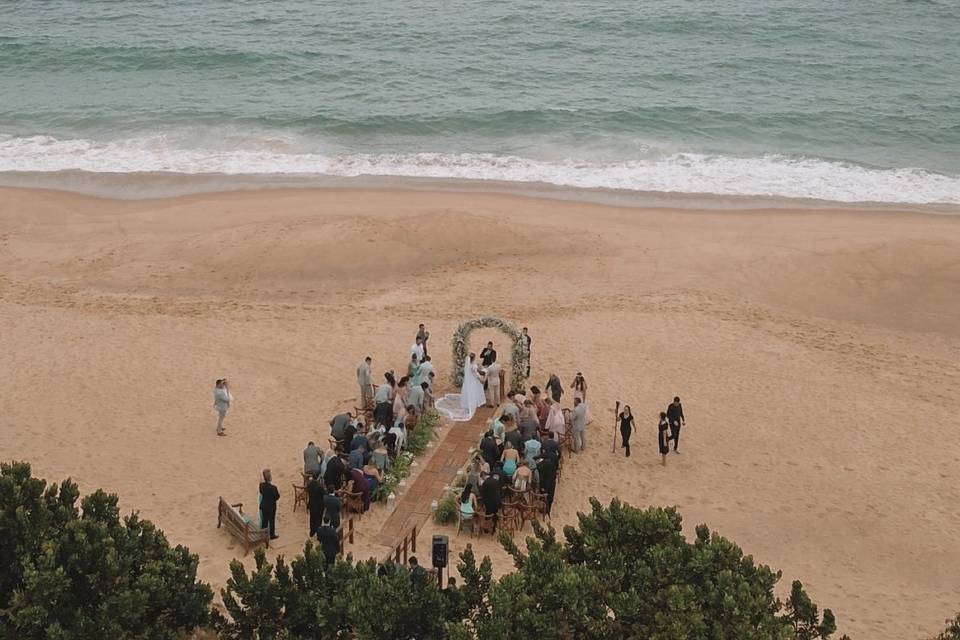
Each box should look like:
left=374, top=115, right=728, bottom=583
left=1, top=0, right=959, bottom=203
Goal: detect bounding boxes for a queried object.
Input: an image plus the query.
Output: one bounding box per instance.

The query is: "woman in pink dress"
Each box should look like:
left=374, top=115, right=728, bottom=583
left=544, top=398, right=565, bottom=437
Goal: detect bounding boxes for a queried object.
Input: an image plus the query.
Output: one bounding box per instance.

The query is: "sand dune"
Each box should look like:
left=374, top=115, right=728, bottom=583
left=1, top=186, right=959, bottom=640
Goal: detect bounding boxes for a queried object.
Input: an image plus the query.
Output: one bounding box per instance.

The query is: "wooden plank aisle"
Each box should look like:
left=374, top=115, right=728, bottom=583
left=374, top=408, right=491, bottom=547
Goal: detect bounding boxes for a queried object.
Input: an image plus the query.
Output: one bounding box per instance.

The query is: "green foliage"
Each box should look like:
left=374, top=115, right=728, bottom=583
left=406, top=410, right=439, bottom=456
left=932, top=613, right=960, bottom=640
left=450, top=316, right=528, bottom=392
left=434, top=494, right=458, bottom=525
left=372, top=410, right=438, bottom=502
left=0, top=461, right=213, bottom=640
left=219, top=546, right=451, bottom=639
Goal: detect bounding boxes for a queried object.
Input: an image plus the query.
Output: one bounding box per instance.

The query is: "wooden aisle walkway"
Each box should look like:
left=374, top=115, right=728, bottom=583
left=374, top=409, right=491, bottom=547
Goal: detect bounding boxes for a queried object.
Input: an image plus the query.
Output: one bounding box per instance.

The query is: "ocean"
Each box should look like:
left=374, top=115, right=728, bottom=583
left=2, top=0, right=959, bottom=204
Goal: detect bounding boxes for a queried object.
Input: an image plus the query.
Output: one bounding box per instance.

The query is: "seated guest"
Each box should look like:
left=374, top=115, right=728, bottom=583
left=542, top=431, right=561, bottom=464
left=466, top=458, right=484, bottom=496
left=372, top=439, right=391, bottom=473
left=350, top=467, right=372, bottom=512
left=362, top=462, right=383, bottom=498
left=329, top=412, right=353, bottom=442
left=479, top=430, right=500, bottom=469
left=519, top=400, right=539, bottom=436
left=513, top=460, right=534, bottom=492
left=537, top=455, right=558, bottom=514
left=544, top=398, right=566, bottom=437
left=383, top=430, right=398, bottom=455
left=349, top=429, right=368, bottom=452
left=500, top=441, right=519, bottom=479
left=303, top=441, right=322, bottom=479
left=479, top=473, right=503, bottom=526
left=348, top=443, right=366, bottom=470
left=341, top=420, right=357, bottom=451
left=459, top=486, right=477, bottom=532
left=316, top=517, right=339, bottom=567
left=524, top=434, right=542, bottom=468
left=501, top=391, right=520, bottom=421
left=323, top=454, right=348, bottom=490
left=320, top=449, right=337, bottom=479
left=323, top=484, right=341, bottom=529
left=502, top=414, right=523, bottom=451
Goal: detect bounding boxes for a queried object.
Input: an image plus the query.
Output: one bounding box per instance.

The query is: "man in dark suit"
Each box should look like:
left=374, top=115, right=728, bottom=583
left=666, top=396, right=686, bottom=453
left=323, top=485, right=342, bottom=529
left=316, top=517, right=340, bottom=567
left=480, top=341, right=497, bottom=367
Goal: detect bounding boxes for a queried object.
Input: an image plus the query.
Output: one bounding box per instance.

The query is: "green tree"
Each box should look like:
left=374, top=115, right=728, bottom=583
left=0, top=461, right=213, bottom=640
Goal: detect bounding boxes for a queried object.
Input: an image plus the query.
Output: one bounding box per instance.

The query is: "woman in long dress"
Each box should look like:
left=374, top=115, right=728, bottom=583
left=436, top=353, right=487, bottom=421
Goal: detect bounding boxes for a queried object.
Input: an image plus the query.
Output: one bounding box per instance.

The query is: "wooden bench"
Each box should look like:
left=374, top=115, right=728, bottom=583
left=217, top=497, right=270, bottom=555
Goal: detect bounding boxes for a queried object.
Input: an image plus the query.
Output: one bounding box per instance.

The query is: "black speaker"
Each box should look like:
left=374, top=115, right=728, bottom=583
left=431, top=534, right=449, bottom=568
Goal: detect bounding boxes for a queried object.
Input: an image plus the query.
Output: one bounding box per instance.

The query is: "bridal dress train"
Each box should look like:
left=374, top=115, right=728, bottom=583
left=436, top=357, right=487, bottom=422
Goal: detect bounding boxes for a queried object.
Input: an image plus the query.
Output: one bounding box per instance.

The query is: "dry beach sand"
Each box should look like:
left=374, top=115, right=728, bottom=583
left=1, top=185, right=959, bottom=639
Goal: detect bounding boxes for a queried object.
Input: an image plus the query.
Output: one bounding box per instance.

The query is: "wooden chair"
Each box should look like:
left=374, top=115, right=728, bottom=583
left=292, top=484, right=307, bottom=512
left=217, top=497, right=269, bottom=555
left=456, top=509, right=476, bottom=538
left=499, top=503, right=522, bottom=535
left=475, top=510, right=497, bottom=536
left=337, top=484, right=365, bottom=519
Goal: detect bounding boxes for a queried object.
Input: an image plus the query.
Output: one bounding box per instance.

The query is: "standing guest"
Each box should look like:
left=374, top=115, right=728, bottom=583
left=349, top=427, right=368, bottom=452
left=489, top=413, right=505, bottom=442
left=407, top=380, right=425, bottom=414
left=410, top=337, right=425, bottom=363
left=356, top=356, right=373, bottom=409
left=658, top=411, right=671, bottom=465
left=417, top=324, right=430, bottom=358
left=403, top=404, right=417, bottom=432
left=348, top=443, right=366, bottom=470
left=523, top=433, right=542, bottom=468
left=303, top=441, right=322, bottom=478
left=409, top=556, right=428, bottom=580
left=306, top=477, right=325, bottom=537
left=323, top=454, right=348, bottom=490
left=521, top=327, right=532, bottom=377
left=542, top=430, right=561, bottom=465
left=316, top=517, right=339, bottom=567
left=479, top=473, right=503, bottom=527
left=501, top=391, right=521, bottom=421
left=503, top=414, right=523, bottom=451
left=666, top=396, right=686, bottom=453
left=213, top=379, right=232, bottom=436
left=418, top=356, right=435, bottom=387
left=619, top=406, right=635, bottom=458
left=544, top=374, right=564, bottom=403
left=421, top=381, right=434, bottom=410
left=479, top=430, right=500, bottom=469
left=544, top=398, right=566, bottom=438
left=570, top=397, right=588, bottom=453
left=329, top=412, right=353, bottom=443
left=259, top=469, right=280, bottom=540
left=392, top=377, right=410, bottom=419
left=407, top=353, right=422, bottom=385
left=388, top=420, right=407, bottom=452
left=537, top=455, right=557, bottom=515
left=571, top=372, right=588, bottom=402
left=480, top=341, right=497, bottom=367
left=530, top=386, right=546, bottom=423
left=485, top=360, right=502, bottom=407
left=323, top=485, right=342, bottom=529
left=373, top=372, right=396, bottom=427
left=519, top=400, right=539, bottom=439
left=320, top=449, right=337, bottom=480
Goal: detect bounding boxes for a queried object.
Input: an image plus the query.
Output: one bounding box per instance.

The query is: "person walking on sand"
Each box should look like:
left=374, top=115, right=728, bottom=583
left=658, top=411, right=670, bottom=465
left=213, top=378, right=232, bottom=436
left=618, top=405, right=635, bottom=457
left=357, top=356, right=373, bottom=409
left=570, top=397, right=588, bottom=453
left=417, top=324, right=430, bottom=359
left=544, top=373, right=563, bottom=403
left=259, top=469, right=280, bottom=540
left=666, top=396, right=685, bottom=453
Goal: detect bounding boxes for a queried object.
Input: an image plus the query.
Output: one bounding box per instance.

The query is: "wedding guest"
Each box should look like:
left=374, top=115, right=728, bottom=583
left=537, top=456, right=557, bottom=515
left=501, top=390, right=520, bottom=421
left=658, top=411, right=671, bottom=465
left=388, top=420, right=407, bottom=452
left=480, top=430, right=500, bottom=468
left=544, top=373, right=563, bottom=403
left=521, top=327, right=531, bottom=377
left=459, top=486, right=477, bottom=533
left=417, top=323, right=430, bottom=358
left=523, top=433, right=542, bottom=467
left=466, top=458, right=484, bottom=495
left=303, top=441, right=322, bottom=478
left=407, top=353, right=421, bottom=384
left=373, top=372, right=395, bottom=426
left=666, top=396, right=685, bottom=453
left=392, top=376, right=410, bottom=418
left=259, top=469, right=280, bottom=540
left=407, top=381, right=425, bottom=414
left=324, top=453, right=348, bottom=490
left=571, top=372, right=588, bottom=401
left=570, top=397, right=588, bottom=453
left=513, top=460, right=533, bottom=492
left=362, top=462, right=383, bottom=497
left=480, top=473, right=502, bottom=526
left=544, top=398, right=565, bottom=437
left=213, top=378, right=232, bottom=436
left=316, top=517, right=339, bottom=567
left=323, top=484, right=342, bottom=528
left=503, top=414, right=523, bottom=451
left=530, top=386, right=546, bottom=419
left=421, top=381, right=434, bottom=410
left=306, top=477, right=325, bottom=536
left=485, top=360, right=502, bottom=407
left=410, top=337, right=425, bottom=363
left=419, top=355, right=435, bottom=386
left=489, top=413, right=505, bottom=442
left=320, top=449, right=337, bottom=479
left=480, top=341, right=497, bottom=367
left=619, top=405, right=635, bottom=458
left=349, top=428, right=367, bottom=452
left=403, top=404, right=417, bottom=432
left=541, top=430, right=561, bottom=464
left=350, top=467, right=371, bottom=511
left=519, top=400, right=539, bottom=439
left=501, top=441, right=520, bottom=479
left=372, top=439, right=391, bottom=473
left=329, top=412, right=352, bottom=443
left=357, top=356, right=373, bottom=408
left=348, top=443, right=366, bottom=470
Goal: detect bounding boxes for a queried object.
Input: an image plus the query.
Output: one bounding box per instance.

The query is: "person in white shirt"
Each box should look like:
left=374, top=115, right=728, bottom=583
left=388, top=422, right=406, bottom=452
left=485, top=361, right=502, bottom=407
left=410, top=337, right=425, bottom=363
left=213, top=378, right=232, bottom=436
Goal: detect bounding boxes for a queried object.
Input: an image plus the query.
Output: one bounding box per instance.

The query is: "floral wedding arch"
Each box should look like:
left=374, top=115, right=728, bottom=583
left=450, top=316, right=528, bottom=392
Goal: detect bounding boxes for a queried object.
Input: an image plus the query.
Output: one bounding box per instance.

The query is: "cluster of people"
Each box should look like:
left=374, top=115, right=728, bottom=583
left=617, top=396, right=686, bottom=464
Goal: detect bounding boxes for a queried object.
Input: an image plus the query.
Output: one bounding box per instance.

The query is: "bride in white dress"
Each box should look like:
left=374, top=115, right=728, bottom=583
left=436, top=353, right=487, bottom=422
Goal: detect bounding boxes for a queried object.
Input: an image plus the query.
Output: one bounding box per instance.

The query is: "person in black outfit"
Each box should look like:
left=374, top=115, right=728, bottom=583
left=408, top=556, right=428, bottom=580
left=479, top=430, right=500, bottom=468
left=541, top=431, right=561, bottom=464
left=666, top=396, right=685, bottom=453
left=521, top=327, right=531, bottom=377
left=323, top=484, right=341, bottom=529
left=480, top=342, right=497, bottom=367
left=316, top=517, right=340, bottom=567
left=618, top=405, right=635, bottom=457
left=544, top=374, right=563, bottom=403
left=658, top=412, right=670, bottom=465
left=479, top=473, right=503, bottom=527
left=259, top=469, right=280, bottom=539
left=306, top=477, right=325, bottom=537
left=323, top=454, right=348, bottom=490
left=537, top=455, right=557, bottom=515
